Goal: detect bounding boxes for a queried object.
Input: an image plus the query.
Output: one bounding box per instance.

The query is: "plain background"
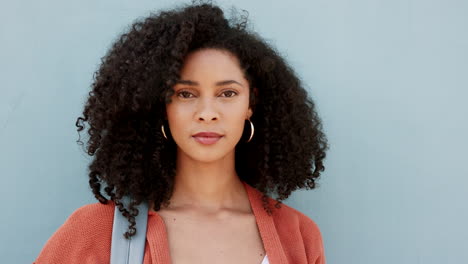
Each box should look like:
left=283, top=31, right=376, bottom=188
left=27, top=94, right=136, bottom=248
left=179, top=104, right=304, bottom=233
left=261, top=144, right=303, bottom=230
left=1, top=0, right=467, bottom=263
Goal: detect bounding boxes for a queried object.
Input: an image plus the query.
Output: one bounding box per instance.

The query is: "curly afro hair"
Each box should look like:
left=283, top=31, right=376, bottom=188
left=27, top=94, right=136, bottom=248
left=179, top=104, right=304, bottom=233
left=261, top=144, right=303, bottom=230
left=75, top=1, right=329, bottom=239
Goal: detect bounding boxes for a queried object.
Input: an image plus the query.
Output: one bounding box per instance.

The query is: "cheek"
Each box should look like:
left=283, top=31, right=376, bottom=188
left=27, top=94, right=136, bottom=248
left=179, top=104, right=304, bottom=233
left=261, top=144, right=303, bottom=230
left=224, top=107, right=249, bottom=135
left=165, top=104, right=189, bottom=135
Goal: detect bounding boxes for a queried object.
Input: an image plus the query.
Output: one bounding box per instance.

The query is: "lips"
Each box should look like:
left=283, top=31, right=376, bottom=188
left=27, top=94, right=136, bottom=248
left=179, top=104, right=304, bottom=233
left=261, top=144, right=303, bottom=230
left=192, top=132, right=223, bottom=145
left=192, top=132, right=223, bottom=137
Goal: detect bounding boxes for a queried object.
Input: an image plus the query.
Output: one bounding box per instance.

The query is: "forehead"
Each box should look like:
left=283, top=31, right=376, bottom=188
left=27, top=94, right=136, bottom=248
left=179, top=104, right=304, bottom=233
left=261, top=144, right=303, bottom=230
left=179, top=48, right=245, bottom=80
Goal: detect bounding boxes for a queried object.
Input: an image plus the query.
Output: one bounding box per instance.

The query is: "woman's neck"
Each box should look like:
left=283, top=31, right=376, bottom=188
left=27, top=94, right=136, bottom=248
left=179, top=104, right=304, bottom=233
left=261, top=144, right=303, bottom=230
left=150, top=148, right=250, bottom=215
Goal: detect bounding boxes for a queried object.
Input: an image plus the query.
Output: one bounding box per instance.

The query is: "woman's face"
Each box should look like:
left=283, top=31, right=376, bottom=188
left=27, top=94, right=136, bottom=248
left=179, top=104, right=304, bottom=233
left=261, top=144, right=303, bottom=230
left=165, top=48, right=253, bottom=163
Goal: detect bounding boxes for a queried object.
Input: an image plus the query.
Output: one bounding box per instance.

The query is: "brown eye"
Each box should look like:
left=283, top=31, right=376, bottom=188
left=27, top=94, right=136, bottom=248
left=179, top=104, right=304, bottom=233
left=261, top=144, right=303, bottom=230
left=221, top=90, right=238, bottom=97
left=177, top=91, right=194, bottom=98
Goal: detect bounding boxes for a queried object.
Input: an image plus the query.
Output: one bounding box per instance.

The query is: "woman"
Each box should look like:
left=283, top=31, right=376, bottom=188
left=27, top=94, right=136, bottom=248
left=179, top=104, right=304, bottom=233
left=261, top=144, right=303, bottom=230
left=34, top=2, right=329, bottom=264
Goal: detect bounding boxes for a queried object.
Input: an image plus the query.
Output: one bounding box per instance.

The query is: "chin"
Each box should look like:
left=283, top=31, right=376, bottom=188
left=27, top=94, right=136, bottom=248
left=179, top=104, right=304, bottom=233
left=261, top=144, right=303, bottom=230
left=190, top=154, right=228, bottom=164
left=174, top=136, right=238, bottom=161
left=182, top=148, right=234, bottom=163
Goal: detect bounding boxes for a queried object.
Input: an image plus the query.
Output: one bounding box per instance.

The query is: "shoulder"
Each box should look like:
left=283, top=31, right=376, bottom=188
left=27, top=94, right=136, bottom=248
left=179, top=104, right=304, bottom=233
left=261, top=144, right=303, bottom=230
left=271, top=198, right=323, bottom=238
left=245, top=182, right=323, bottom=240
left=67, top=201, right=115, bottom=225
left=34, top=201, right=116, bottom=264
left=53, top=201, right=116, bottom=239
left=267, top=197, right=326, bottom=263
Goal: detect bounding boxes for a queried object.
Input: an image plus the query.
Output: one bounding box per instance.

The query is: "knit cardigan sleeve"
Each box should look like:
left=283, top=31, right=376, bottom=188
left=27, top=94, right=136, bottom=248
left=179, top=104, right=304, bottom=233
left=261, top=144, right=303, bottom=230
left=33, top=203, right=114, bottom=264
left=299, top=213, right=326, bottom=264
left=270, top=198, right=326, bottom=264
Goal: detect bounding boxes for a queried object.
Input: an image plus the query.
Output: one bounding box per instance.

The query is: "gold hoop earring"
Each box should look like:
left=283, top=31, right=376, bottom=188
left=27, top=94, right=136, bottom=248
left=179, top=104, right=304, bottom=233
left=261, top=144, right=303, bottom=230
left=161, top=124, right=168, bottom=140
left=246, top=119, right=254, bottom=142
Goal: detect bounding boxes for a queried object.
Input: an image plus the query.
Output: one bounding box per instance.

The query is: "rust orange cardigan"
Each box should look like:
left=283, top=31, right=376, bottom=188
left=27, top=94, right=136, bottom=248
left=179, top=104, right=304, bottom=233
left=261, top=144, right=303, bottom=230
left=34, top=181, right=326, bottom=264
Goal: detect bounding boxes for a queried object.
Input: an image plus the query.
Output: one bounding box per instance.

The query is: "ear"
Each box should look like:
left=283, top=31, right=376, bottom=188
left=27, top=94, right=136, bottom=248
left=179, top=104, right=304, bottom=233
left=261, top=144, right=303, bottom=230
left=247, top=87, right=257, bottom=119
left=247, top=108, right=253, bottom=119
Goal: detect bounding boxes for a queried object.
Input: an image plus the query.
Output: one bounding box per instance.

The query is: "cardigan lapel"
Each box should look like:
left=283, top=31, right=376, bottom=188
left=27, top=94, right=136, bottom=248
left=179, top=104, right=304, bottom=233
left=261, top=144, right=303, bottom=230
left=145, top=181, right=288, bottom=264
left=242, top=181, right=289, bottom=264
left=147, top=210, right=172, bottom=263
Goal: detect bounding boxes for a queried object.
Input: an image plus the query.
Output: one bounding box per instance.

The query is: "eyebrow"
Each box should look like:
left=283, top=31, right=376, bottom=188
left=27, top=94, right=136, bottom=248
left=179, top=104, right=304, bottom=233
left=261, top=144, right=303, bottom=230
left=175, top=79, right=243, bottom=87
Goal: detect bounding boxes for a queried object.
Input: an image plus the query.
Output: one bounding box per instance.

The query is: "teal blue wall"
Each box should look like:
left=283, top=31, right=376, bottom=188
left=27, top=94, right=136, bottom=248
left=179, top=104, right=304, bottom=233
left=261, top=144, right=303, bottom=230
left=1, top=0, right=467, bottom=263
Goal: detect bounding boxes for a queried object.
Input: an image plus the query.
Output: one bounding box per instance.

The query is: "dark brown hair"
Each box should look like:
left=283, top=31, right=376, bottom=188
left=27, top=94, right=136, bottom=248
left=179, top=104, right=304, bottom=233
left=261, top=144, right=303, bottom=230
left=76, top=1, right=329, bottom=239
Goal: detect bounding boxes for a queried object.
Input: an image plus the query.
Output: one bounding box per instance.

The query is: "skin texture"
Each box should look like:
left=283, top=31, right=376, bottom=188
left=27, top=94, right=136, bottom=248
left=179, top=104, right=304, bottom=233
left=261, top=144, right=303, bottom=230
left=164, top=48, right=254, bottom=213
left=75, top=2, right=329, bottom=239
left=151, top=49, right=267, bottom=263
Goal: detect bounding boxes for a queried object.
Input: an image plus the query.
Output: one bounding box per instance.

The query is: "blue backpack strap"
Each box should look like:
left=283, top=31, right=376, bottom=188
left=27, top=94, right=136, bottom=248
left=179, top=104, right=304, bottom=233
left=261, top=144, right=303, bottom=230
left=110, top=195, right=149, bottom=264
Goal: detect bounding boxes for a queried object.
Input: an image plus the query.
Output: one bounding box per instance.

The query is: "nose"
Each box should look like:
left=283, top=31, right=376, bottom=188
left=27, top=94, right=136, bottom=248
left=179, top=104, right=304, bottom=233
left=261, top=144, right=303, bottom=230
left=197, top=97, right=219, bottom=122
